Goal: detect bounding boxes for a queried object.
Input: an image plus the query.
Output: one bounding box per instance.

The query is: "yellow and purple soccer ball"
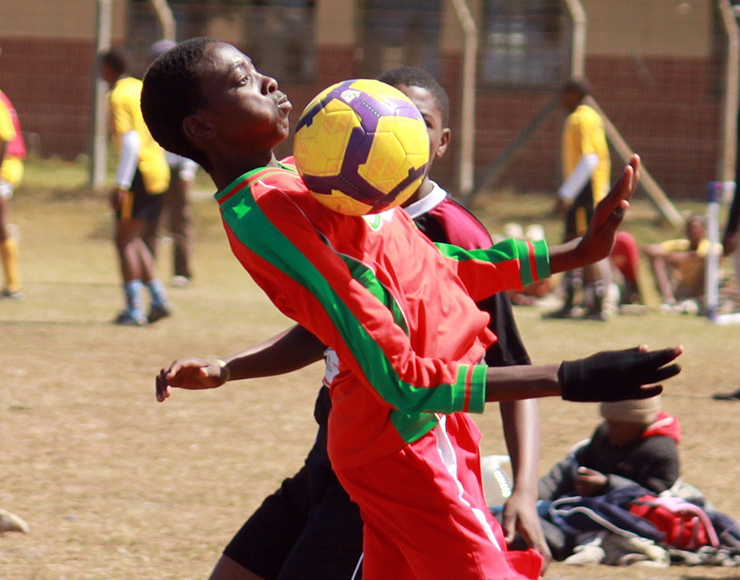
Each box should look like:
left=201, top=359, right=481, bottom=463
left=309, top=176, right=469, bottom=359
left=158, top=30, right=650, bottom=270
left=293, top=79, right=430, bottom=216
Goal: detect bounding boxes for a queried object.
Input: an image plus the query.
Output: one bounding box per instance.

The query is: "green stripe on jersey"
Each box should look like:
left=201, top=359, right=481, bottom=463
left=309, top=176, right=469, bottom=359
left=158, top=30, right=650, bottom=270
left=219, top=185, right=485, bottom=443
left=434, top=238, right=550, bottom=287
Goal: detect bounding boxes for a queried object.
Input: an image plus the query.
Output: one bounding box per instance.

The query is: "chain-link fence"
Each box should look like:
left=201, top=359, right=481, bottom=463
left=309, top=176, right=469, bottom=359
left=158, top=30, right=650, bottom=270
left=0, top=0, right=734, bottom=201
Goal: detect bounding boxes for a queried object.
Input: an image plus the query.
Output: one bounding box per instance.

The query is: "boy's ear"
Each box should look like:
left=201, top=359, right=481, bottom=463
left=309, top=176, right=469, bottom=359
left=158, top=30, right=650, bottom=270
left=182, top=113, right=214, bottom=145
left=435, top=127, right=451, bottom=159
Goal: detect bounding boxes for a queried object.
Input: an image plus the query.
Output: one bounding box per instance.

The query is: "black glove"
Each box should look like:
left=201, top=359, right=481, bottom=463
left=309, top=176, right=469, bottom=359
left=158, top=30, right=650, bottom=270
left=559, top=347, right=681, bottom=402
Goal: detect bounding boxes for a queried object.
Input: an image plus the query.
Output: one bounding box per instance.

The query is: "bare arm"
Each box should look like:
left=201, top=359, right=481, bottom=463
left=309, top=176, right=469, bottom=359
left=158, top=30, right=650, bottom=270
left=499, top=399, right=552, bottom=566
left=155, top=325, right=325, bottom=402
left=484, top=344, right=683, bottom=404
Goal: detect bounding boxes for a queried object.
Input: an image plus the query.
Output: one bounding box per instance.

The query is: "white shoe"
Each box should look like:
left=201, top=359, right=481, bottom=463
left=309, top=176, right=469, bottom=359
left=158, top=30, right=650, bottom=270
left=171, top=275, right=190, bottom=288
left=564, top=534, right=605, bottom=566
left=0, top=508, right=30, bottom=534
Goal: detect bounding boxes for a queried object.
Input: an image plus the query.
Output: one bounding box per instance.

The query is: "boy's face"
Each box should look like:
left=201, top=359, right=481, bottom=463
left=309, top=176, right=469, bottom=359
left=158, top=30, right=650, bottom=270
left=605, top=420, right=646, bottom=447
left=187, top=42, right=292, bottom=156
left=393, top=84, right=450, bottom=168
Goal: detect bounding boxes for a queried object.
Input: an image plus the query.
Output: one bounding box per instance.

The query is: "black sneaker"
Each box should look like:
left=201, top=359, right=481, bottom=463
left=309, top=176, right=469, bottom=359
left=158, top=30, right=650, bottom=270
left=712, top=387, right=740, bottom=401
left=147, top=303, right=172, bottom=324
left=113, top=311, right=147, bottom=326
left=0, top=288, right=24, bottom=300
left=542, top=306, right=577, bottom=320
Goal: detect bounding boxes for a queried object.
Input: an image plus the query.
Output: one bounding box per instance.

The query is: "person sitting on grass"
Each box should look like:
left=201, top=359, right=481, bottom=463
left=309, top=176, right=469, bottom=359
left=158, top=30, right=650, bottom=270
left=141, top=37, right=682, bottom=580
left=535, top=396, right=680, bottom=562
left=643, top=214, right=713, bottom=313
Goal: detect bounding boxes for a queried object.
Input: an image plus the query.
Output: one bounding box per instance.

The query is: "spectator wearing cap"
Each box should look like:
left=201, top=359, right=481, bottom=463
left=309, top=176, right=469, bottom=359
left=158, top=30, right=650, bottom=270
left=538, top=396, right=681, bottom=503
left=528, top=396, right=681, bottom=560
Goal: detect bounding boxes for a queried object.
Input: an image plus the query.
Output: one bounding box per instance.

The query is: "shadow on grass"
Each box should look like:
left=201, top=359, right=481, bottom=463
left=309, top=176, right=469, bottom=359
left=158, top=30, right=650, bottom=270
left=682, top=577, right=740, bottom=580
left=0, top=319, right=112, bottom=327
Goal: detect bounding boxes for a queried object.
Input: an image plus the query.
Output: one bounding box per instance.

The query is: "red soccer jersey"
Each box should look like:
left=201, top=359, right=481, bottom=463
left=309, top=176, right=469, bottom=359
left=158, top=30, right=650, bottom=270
left=216, top=159, right=550, bottom=469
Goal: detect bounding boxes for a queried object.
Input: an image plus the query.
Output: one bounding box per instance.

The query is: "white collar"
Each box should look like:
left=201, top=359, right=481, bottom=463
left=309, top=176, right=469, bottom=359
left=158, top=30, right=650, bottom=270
left=403, top=181, right=448, bottom=219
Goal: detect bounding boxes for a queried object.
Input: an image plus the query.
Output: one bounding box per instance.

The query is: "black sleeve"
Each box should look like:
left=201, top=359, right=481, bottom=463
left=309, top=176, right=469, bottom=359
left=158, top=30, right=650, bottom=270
left=725, top=186, right=740, bottom=237
left=481, top=291, right=532, bottom=367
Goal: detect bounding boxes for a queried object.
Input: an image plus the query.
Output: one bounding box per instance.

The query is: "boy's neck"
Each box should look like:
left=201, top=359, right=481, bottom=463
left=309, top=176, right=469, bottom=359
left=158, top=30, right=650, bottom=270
left=211, top=151, right=281, bottom=191
left=403, top=177, right=434, bottom=207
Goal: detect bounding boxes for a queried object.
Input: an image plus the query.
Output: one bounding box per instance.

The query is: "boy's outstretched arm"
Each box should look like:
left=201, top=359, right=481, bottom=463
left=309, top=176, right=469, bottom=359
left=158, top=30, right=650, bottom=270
left=155, top=325, right=325, bottom=402
left=483, top=344, right=682, bottom=403
left=549, top=154, right=640, bottom=274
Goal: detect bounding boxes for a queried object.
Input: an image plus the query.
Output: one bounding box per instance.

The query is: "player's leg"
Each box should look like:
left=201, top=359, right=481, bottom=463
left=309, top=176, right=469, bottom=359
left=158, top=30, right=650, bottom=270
left=646, top=254, right=676, bottom=305
left=113, top=211, right=147, bottom=325
left=0, top=187, right=21, bottom=297
left=544, top=192, right=587, bottom=318
left=215, top=466, right=314, bottom=580
left=130, top=172, right=171, bottom=322
left=209, top=555, right=267, bottom=580
left=337, top=420, right=541, bottom=580
left=277, top=477, right=364, bottom=580
left=168, top=173, right=194, bottom=283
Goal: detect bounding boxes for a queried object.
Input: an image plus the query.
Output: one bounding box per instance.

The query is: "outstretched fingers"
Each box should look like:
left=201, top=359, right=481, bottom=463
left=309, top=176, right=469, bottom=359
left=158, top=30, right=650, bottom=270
left=636, top=346, right=684, bottom=373
left=631, top=384, right=664, bottom=400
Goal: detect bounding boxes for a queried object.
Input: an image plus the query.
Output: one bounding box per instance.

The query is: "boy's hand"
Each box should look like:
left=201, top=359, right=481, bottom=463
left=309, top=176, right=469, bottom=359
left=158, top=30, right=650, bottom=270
left=574, top=467, right=608, bottom=497
left=155, top=358, right=228, bottom=402
left=109, top=187, right=127, bottom=212
left=550, top=155, right=640, bottom=273
left=559, top=344, right=682, bottom=402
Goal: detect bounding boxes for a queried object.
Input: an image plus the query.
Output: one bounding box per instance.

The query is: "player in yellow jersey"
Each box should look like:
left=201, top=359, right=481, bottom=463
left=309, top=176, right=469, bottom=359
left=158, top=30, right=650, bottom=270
left=100, top=47, right=172, bottom=325
left=547, top=78, right=612, bottom=321
left=0, top=89, right=26, bottom=299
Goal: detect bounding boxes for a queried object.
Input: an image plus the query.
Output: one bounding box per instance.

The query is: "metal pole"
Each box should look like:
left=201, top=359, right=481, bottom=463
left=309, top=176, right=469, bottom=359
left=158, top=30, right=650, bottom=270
left=562, top=0, right=586, bottom=78
left=149, top=0, right=177, bottom=41
left=718, top=0, right=739, bottom=184
left=90, top=0, right=112, bottom=190
left=449, top=0, right=478, bottom=198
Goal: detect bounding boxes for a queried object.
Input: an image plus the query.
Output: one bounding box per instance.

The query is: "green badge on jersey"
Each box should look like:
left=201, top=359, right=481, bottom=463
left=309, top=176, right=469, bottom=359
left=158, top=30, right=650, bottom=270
left=362, top=209, right=393, bottom=231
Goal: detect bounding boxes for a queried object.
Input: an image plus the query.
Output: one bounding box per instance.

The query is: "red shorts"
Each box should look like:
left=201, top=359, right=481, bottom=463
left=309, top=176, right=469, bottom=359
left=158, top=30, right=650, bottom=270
left=335, top=414, right=542, bottom=580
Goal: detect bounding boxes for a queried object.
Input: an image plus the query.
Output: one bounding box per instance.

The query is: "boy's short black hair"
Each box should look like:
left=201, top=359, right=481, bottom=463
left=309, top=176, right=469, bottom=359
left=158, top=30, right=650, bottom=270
left=376, top=66, right=450, bottom=127
left=100, top=46, right=130, bottom=77
left=141, top=37, right=214, bottom=171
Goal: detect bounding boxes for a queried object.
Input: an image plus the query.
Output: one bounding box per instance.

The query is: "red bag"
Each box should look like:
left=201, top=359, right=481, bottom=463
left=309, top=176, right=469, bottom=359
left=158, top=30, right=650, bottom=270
left=629, top=495, right=719, bottom=551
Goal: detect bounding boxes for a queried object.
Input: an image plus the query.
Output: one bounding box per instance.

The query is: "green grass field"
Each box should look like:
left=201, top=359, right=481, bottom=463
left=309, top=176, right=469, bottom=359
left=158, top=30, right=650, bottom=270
left=1, top=158, right=739, bottom=579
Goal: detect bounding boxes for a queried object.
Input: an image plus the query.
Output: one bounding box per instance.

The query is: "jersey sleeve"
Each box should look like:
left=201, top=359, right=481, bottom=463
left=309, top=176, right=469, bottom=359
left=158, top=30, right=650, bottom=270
left=434, top=238, right=551, bottom=302
left=108, top=87, right=136, bottom=139
left=218, top=184, right=491, bottom=416
left=0, top=99, right=16, bottom=144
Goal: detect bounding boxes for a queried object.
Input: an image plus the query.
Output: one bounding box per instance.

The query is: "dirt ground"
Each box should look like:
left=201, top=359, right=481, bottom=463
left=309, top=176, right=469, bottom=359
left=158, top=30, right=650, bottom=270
left=1, top=190, right=739, bottom=580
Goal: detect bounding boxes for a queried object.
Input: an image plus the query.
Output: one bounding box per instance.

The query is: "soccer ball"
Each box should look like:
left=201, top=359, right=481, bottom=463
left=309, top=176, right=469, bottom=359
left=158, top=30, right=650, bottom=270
left=293, top=79, right=430, bottom=216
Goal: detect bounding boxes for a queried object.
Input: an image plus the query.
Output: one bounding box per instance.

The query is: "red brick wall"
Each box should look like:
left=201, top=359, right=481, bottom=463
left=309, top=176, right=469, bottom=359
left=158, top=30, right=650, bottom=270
left=0, top=38, right=96, bottom=159
left=588, top=55, right=721, bottom=199
left=436, top=53, right=722, bottom=200
left=0, top=41, right=722, bottom=201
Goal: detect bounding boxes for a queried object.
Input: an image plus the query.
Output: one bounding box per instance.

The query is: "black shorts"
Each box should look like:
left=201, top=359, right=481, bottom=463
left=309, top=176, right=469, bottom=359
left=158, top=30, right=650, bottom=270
left=223, top=387, right=364, bottom=580
left=564, top=181, right=594, bottom=240
left=116, top=171, right=162, bottom=222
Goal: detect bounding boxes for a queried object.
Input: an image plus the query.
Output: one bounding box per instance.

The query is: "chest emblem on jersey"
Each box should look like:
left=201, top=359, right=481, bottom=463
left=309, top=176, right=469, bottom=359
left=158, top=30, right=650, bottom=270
left=363, top=209, right=394, bottom=231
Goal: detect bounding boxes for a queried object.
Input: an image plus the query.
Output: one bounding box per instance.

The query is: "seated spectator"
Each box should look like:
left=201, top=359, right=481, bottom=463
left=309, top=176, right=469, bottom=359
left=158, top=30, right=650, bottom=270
left=536, top=396, right=680, bottom=560
left=643, top=215, right=712, bottom=312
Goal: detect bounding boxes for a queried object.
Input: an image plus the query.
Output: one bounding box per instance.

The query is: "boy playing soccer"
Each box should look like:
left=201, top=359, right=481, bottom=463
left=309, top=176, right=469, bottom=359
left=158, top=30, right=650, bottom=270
left=155, top=65, right=549, bottom=580
left=142, top=38, right=681, bottom=580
